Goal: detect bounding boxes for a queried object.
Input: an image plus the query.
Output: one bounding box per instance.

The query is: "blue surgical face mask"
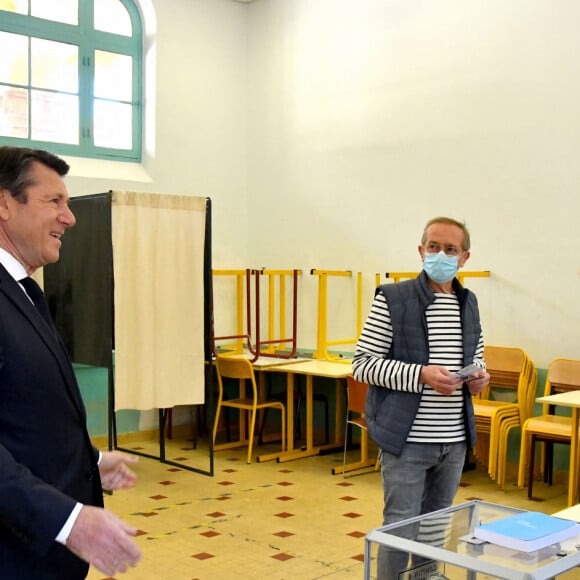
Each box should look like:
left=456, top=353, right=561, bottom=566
left=423, top=251, right=459, bottom=283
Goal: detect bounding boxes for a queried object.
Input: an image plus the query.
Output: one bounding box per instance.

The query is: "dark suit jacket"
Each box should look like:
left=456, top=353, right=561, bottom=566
left=0, top=264, right=103, bottom=579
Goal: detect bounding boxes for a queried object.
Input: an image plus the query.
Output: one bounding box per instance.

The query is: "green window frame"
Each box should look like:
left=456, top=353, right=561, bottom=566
left=0, top=0, right=143, bottom=162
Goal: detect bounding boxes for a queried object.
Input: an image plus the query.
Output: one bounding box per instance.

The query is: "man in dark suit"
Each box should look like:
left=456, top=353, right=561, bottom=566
left=0, top=146, right=142, bottom=578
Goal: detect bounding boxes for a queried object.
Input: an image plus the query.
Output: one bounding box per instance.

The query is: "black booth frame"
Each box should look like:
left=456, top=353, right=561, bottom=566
left=44, top=192, right=215, bottom=477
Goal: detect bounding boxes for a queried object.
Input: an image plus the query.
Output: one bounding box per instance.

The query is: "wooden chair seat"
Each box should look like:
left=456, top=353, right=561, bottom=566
left=522, top=415, right=571, bottom=439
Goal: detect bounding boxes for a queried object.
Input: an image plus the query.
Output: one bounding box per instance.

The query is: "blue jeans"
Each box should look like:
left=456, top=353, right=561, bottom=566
left=376, top=442, right=466, bottom=579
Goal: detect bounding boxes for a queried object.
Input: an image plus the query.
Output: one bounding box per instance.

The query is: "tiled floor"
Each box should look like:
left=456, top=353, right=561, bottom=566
left=87, top=433, right=571, bottom=580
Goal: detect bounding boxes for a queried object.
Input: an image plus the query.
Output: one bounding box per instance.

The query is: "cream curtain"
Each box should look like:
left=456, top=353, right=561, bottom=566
left=111, top=191, right=206, bottom=411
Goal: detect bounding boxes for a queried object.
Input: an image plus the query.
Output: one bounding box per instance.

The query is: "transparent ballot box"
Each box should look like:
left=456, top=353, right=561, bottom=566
left=364, top=500, right=580, bottom=580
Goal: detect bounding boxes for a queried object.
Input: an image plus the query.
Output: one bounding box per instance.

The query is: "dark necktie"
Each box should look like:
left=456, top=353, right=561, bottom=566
left=20, top=277, right=56, bottom=331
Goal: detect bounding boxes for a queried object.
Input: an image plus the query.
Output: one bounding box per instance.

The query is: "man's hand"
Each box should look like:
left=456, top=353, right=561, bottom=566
left=466, top=371, right=491, bottom=396
left=66, top=505, right=142, bottom=576
left=99, top=451, right=139, bottom=491
left=420, top=365, right=464, bottom=395
left=420, top=365, right=491, bottom=396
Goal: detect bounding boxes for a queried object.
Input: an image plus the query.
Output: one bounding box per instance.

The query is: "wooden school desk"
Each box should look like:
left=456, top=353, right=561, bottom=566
left=258, top=359, right=351, bottom=462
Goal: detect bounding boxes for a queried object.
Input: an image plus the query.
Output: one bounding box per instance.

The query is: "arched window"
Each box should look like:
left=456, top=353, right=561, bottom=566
left=0, top=0, right=142, bottom=161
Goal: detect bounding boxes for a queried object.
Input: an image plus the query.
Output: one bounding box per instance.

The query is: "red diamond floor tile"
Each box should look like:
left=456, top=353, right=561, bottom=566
left=271, top=553, right=294, bottom=561
left=191, top=552, right=214, bottom=561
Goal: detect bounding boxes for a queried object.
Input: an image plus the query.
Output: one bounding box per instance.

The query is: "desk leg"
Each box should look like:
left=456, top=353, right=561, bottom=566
left=239, top=378, right=247, bottom=445
left=317, top=377, right=348, bottom=454
left=570, top=408, right=579, bottom=506
left=273, top=371, right=352, bottom=463
left=287, top=374, right=295, bottom=452
left=306, top=374, right=313, bottom=451
left=333, top=377, right=343, bottom=445
left=277, top=374, right=320, bottom=462
left=258, top=374, right=295, bottom=463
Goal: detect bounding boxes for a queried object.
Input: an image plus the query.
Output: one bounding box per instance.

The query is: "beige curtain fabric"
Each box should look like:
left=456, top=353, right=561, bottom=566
left=111, top=191, right=206, bottom=410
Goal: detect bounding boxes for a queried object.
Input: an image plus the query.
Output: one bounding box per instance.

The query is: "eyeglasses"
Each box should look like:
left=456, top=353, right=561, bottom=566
left=424, top=242, right=464, bottom=258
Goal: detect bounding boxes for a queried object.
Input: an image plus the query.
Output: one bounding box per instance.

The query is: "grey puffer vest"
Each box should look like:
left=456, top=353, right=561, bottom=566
left=365, top=271, right=481, bottom=455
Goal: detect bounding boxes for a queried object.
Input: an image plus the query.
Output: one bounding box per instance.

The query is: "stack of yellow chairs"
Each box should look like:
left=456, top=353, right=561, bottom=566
left=472, top=345, right=537, bottom=489
left=517, top=358, right=580, bottom=499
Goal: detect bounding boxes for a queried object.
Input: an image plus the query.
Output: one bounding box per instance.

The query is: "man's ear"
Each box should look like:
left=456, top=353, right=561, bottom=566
left=0, top=189, right=11, bottom=220
left=459, top=250, right=471, bottom=268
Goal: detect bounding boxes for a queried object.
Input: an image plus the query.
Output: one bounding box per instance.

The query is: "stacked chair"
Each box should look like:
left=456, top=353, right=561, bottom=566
left=517, top=358, right=580, bottom=499
left=472, top=345, right=537, bottom=489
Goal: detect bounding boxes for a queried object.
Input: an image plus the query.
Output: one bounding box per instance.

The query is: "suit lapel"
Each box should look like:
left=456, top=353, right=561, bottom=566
left=0, top=266, right=86, bottom=418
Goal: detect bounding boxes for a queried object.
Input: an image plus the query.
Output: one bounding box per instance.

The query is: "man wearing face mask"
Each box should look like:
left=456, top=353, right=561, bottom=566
left=352, top=216, right=490, bottom=579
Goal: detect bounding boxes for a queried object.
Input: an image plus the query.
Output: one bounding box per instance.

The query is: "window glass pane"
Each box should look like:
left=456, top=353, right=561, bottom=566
left=0, top=32, right=28, bottom=85
left=94, top=99, right=132, bottom=149
left=31, top=90, right=78, bottom=144
left=94, top=50, right=132, bottom=101
left=31, top=38, right=78, bottom=93
left=95, top=0, right=132, bottom=36
left=0, top=0, right=27, bottom=14
left=1, top=0, right=141, bottom=159
left=0, top=86, right=28, bottom=138
left=31, top=0, right=78, bottom=25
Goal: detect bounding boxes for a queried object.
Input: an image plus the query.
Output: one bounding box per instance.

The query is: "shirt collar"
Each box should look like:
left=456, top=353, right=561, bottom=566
left=0, top=248, right=28, bottom=282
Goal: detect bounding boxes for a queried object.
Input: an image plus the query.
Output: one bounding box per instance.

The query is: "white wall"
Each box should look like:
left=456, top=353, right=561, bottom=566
left=63, top=0, right=580, bottom=369
left=65, top=0, right=250, bottom=269
left=246, top=0, right=580, bottom=366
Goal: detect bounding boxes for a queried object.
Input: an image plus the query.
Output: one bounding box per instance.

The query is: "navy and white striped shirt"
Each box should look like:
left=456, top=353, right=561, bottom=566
left=353, top=292, right=485, bottom=443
